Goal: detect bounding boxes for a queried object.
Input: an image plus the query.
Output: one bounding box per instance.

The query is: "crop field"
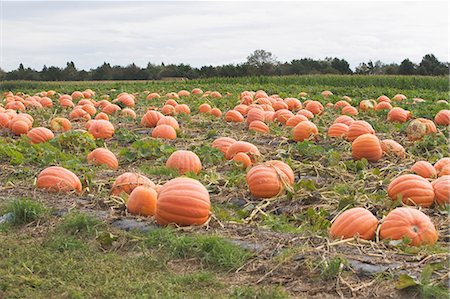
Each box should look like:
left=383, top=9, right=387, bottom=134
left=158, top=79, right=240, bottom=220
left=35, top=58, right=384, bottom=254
left=0, top=75, right=449, bottom=298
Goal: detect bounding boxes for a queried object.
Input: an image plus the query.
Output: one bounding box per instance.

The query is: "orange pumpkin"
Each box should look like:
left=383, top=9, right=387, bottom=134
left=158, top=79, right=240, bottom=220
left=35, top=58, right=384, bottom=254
left=305, top=101, right=324, bottom=115
left=377, top=95, right=391, bottom=103
left=406, top=118, right=437, bottom=141
left=381, top=139, right=406, bottom=159
left=198, top=103, right=212, bottom=113
left=211, top=137, right=237, bottom=154
left=434, top=158, right=450, bottom=176
left=152, top=124, right=177, bottom=140
left=327, top=123, right=348, bottom=138
left=330, top=207, right=378, bottom=240
left=387, top=174, right=435, bottom=207
left=341, top=106, right=358, bottom=116
left=333, top=115, right=354, bottom=126
left=127, top=186, right=157, bottom=216
left=95, top=112, right=110, bottom=120
left=432, top=175, right=450, bottom=206
left=166, top=150, right=202, bottom=174
left=121, top=108, right=137, bottom=119
left=156, top=116, right=179, bottom=129
left=146, top=92, right=161, bottom=100
left=321, top=90, right=333, bottom=97
left=37, top=166, right=82, bottom=193
left=102, top=103, right=121, bottom=115
left=284, top=98, right=302, bottom=110
left=111, top=172, right=155, bottom=196
left=272, top=101, right=289, bottom=111
left=246, top=108, right=265, bottom=124
left=69, top=108, right=91, bottom=121
left=334, top=100, right=351, bottom=109
left=285, top=115, right=308, bottom=127
left=165, top=99, right=178, bottom=107
left=27, top=127, right=54, bottom=144
left=10, top=120, right=29, bottom=135
left=411, top=161, right=436, bottom=178
left=347, top=120, right=375, bottom=141
left=246, top=161, right=294, bottom=198
left=393, top=94, right=406, bottom=101
left=387, top=107, right=410, bottom=123
left=352, top=134, right=382, bottom=162
left=156, top=177, right=211, bottom=226
left=211, top=108, right=222, bottom=118
left=434, top=110, right=450, bottom=126
left=225, top=141, right=260, bottom=161
left=249, top=120, right=269, bottom=134
left=50, top=117, right=72, bottom=132
left=87, top=148, right=119, bottom=170
left=233, top=152, right=252, bottom=169
left=225, top=110, right=244, bottom=123
left=141, top=110, right=163, bottom=127
left=375, top=102, right=392, bottom=111
left=297, top=109, right=314, bottom=119
left=234, top=104, right=249, bottom=116
left=161, top=105, right=175, bottom=115
left=88, top=120, right=115, bottom=139
left=192, top=88, right=203, bottom=95
left=379, top=207, right=438, bottom=246
left=0, top=113, right=10, bottom=128
left=293, top=121, right=318, bottom=142
left=359, top=100, right=376, bottom=111
left=274, top=109, right=294, bottom=124
left=174, top=104, right=191, bottom=115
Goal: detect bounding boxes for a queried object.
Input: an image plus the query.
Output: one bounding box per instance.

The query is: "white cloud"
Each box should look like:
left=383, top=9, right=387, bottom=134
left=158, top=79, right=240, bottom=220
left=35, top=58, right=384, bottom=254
left=1, top=1, right=448, bottom=71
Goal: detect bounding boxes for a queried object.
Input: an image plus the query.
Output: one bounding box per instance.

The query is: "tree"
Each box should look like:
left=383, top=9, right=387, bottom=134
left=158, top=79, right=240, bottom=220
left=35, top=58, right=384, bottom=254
left=331, top=58, right=352, bottom=74
left=62, top=61, right=78, bottom=80
left=398, top=59, right=416, bottom=75
left=417, top=54, right=448, bottom=76
left=246, top=49, right=278, bottom=68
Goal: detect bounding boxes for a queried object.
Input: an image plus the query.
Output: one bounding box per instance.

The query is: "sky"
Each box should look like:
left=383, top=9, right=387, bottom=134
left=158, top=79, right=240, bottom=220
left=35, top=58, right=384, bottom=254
left=1, top=1, right=449, bottom=71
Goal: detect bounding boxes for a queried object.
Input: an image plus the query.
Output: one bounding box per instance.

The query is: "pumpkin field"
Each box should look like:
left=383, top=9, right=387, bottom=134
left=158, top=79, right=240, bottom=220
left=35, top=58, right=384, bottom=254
left=0, top=75, right=449, bottom=298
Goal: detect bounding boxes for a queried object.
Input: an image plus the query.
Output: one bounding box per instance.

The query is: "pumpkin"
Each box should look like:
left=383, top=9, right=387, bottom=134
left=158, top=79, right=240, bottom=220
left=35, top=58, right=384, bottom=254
left=321, top=90, right=333, bottom=97
left=387, top=174, right=435, bottom=207
left=212, top=137, right=236, bottom=154
left=434, top=110, right=450, bottom=126
left=211, top=108, right=222, bottom=118
left=39, top=97, right=53, bottom=107
left=341, top=106, right=358, bottom=116
left=161, top=104, right=175, bottom=115
left=434, top=158, right=450, bottom=176
left=50, top=117, right=72, bottom=132
left=71, top=91, right=84, bottom=99
left=88, top=120, right=115, bottom=139
left=192, top=88, right=203, bottom=95
left=94, top=112, right=109, bottom=120
left=305, top=101, right=324, bottom=115
left=211, top=91, right=222, bottom=98
left=272, top=101, right=289, bottom=111
left=431, top=175, right=450, bottom=206
left=80, top=104, right=97, bottom=116
left=352, top=134, right=382, bottom=162
left=293, top=120, right=318, bottom=142
left=0, top=113, right=10, bottom=128
left=406, top=118, right=436, bottom=141
left=330, top=207, right=378, bottom=240
left=264, top=111, right=275, bottom=122
left=165, top=99, right=178, bottom=107
left=246, top=162, right=293, bottom=198
left=438, top=165, right=450, bottom=177
left=379, top=207, right=438, bottom=246
left=5, top=101, right=25, bottom=111
left=157, top=116, right=179, bottom=129
left=166, top=92, right=180, bottom=99
left=246, top=108, right=265, bottom=124
left=387, top=107, right=410, bottom=123
left=393, top=94, right=406, bottom=101
left=69, top=108, right=91, bottom=121
left=274, top=109, right=294, bottom=124
left=347, top=120, right=375, bottom=141
left=234, top=104, right=249, bottom=116
left=166, top=150, right=202, bottom=174
left=359, top=100, right=376, bottom=111
left=146, top=92, right=160, bottom=100
left=37, top=166, right=82, bottom=193
left=334, top=100, right=351, bottom=109
left=156, top=177, right=210, bottom=226
left=152, top=124, right=177, bottom=140
left=233, top=152, right=252, bottom=169
left=198, top=103, right=211, bottom=113
left=87, top=148, right=119, bottom=170
left=297, top=109, right=314, bottom=119
left=141, top=110, right=163, bottom=127
left=225, top=141, right=260, bottom=161
left=121, top=108, right=137, bottom=119
left=284, top=98, right=302, bottom=110
left=285, top=115, right=308, bottom=127
left=10, top=120, right=29, bottom=135
left=411, top=161, right=436, bottom=178
left=174, top=104, right=191, bottom=115
left=327, top=123, right=349, bottom=138
left=111, top=172, right=155, bottom=196
left=249, top=120, right=269, bottom=134
left=127, top=186, right=157, bottom=216
left=178, top=90, right=190, bottom=97
left=333, top=115, right=354, bottom=126
left=375, top=102, right=392, bottom=111
left=102, top=103, right=121, bottom=115
left=381, top=139, right=406, bottom=158
left=377, top=95, right=391, bottom=103
left=27, top=127, right=54, bottom=144
left=265, top=160, right=295, bottom=185
left=225, top=110, right=244, bottom=122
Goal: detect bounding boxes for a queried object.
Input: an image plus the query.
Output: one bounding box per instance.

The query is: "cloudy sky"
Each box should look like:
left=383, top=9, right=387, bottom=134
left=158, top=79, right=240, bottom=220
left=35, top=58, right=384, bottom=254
left=1, top=1, right=448, bottom=71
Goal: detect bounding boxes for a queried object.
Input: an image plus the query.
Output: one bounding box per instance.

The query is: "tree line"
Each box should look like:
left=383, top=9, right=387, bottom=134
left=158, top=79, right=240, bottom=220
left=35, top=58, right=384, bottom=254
left=0, top=50, right=448, bottom=81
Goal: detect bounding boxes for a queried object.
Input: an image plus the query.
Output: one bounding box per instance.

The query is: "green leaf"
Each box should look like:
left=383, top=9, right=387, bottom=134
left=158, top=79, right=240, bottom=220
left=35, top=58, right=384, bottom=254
left=396, top=274, right=419, bottom=290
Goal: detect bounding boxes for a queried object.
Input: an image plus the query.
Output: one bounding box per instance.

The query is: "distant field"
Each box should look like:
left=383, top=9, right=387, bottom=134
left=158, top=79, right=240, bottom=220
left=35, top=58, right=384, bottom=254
left=0, top=75, right=449, bottom=298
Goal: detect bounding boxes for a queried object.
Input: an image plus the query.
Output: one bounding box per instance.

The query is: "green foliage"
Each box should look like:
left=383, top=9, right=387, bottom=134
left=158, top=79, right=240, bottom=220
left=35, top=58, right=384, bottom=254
left=230, top=285, right=289, bottom=299
left=57, top=212, right=105, bottom=236
left=144, top=228, right=252, bottom=270
left=4, top=198, right=47, bottom=225
left=319, top=256, right=347, bottom=280
left=396, top=264, right=449, bottom=299
left=296, top=141, right=326, bottom=159
left=119, top=139, right=176, bottom=162
left=297, top=207, right=330, bottom=235
left=114, top=127, right=140, bottom=144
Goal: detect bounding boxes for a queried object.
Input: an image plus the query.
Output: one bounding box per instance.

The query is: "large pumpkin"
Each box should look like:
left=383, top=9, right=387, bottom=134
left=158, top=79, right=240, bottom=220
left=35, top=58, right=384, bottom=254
left=387, top=174, right=435, bottom=207
left=111, top=172, right=155, bottom=196
left=211, top=137, right=237, bottom=154
left=330, top=207, right=379, bottom=240
left=87, top=148, right=119, bottom=170
left=333, top=115, right=354, bottom=126
left=435, top=158, right=450, bottom=176
left=127, top=186, right=157, bottom=216
left=285, top=115, right=308, bottom=127
left=88, top=120, right=115, bottom=139
left=434, top=110, right=450, bottom=126
left=379, top=207, right=438, bottom=246
left=249, top=120, right=269, bottom=134
left=327, top=123, right=349, bottom=138
left=37, top=166, right=82, bottom=193
left=347, top=120, right=375, bottom=141
left=27, top=127, right=54, bottom=144
left=166, top=150, right=202, bottom=174
left=387, top=107, right=411, bottom=123
left=411, top=161, right=436, bottom=178
left=293, top=120, right=318, bottom=142
left=246, top=108, right=265, bottom=124
left=225, top=141, right=260, bottom=161
left=225, top=110, right=244, bottom=122
left=141, top=110, right=163, bottom=127
left=152, top=124, right=177, bottom=140
left=156, top=116, right=179, bottom=129
left=432, top=175, right=450, bottom=206
left=246, top=161, right=293, bottom=198
left=380, top=139, right=406, bottom=159
left=351, top=134, right=382, bottom=162
left=156, top=177, right=211, bottom=226
left=406, top=118, right=437, bottom=141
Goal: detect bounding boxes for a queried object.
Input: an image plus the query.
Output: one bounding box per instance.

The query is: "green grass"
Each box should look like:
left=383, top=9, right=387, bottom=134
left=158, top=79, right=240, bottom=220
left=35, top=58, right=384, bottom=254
left=57, top=212, right=105, bottom=236
left=2, top=198, right=47, bottom=226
